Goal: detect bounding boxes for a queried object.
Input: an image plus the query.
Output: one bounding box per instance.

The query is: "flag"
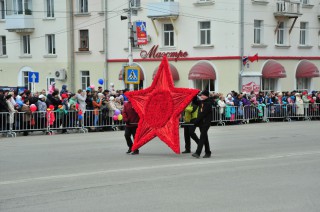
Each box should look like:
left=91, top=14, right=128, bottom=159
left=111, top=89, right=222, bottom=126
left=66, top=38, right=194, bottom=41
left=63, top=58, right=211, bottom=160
left=248, top=53, right=259, bottom=63
left=242, top=56, right=248, bottom=65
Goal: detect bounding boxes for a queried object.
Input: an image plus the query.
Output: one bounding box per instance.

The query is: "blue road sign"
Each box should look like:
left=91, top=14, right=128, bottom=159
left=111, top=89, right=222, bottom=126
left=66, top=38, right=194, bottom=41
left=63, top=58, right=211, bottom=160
left=125, top=66, right=140, bottom=84
left=28, top=72, right=39, bottom=83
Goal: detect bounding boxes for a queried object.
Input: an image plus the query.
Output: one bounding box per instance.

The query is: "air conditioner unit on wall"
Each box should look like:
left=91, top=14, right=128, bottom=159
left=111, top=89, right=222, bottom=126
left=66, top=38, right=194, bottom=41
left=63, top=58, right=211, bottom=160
left=55, top=69, right=67, bottom=81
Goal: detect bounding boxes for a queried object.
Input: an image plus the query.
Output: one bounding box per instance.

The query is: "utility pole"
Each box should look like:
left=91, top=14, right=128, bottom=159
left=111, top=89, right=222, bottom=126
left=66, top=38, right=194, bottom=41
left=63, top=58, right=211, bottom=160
left=239, top=0, right=244, bottom=92
left=127, top=0, right=133, bottom=66
left=127, top=0, right=134, bottom=90
left=104, top=0, right=108, bottom=89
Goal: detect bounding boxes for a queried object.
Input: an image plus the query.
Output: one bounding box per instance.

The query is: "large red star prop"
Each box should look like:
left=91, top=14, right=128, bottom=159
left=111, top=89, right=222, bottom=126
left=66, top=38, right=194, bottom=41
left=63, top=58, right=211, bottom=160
left=125, top=56, right=199, bottom=154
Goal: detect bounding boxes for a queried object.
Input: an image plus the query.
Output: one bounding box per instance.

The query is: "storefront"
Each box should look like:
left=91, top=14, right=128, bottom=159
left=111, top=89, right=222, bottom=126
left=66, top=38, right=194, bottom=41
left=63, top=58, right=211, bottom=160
left=295, top=60, right=320, bottom=92
left=261, top=60, right=287, bottom=92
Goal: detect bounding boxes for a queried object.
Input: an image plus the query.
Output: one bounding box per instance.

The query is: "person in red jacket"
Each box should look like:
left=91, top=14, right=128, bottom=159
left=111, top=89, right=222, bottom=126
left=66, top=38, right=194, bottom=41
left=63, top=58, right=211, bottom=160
left=122, top=99, right=140, bottom=155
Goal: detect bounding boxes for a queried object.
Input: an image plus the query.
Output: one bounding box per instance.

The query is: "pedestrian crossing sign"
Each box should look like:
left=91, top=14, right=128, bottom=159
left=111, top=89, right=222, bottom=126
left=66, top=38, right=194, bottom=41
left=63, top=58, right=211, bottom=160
left=124, top=66, right=140, bottom=84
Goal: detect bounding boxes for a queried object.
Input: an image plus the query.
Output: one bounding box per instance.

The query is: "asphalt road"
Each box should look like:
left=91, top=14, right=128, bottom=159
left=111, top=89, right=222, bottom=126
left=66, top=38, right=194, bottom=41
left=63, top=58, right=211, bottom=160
left=1, top=121, right=320, bottom=212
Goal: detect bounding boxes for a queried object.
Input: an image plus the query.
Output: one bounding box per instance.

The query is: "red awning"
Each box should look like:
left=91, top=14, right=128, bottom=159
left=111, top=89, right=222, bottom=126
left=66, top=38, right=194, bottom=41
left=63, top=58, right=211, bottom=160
left=188, top=61, right=216, bottom=80
left=119, top=68, right=144, bottom=81
left=153, top=63, right=180, bottom=80
left=262, top=60, right=286, bottom=78
left=296, top=60, right=320, bottom=78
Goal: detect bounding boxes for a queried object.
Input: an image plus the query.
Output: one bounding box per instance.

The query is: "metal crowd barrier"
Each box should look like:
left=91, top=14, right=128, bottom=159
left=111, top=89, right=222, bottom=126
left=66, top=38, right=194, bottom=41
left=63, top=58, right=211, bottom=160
left=1, top=103, right=320, bottom=137
left=264, top=104, right=289, bottom=122
left=285, top=103, right=320, bottom=121
left=82, top=110, right=125, bottom=131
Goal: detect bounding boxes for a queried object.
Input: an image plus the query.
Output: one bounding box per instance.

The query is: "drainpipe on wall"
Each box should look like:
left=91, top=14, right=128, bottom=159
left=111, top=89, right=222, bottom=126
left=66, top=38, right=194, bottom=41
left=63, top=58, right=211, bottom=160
left=104, top=0, right=108, bottom=89
left=68, top=0, right=75, bottom=92
left=239, top=0, right=244, bottom=92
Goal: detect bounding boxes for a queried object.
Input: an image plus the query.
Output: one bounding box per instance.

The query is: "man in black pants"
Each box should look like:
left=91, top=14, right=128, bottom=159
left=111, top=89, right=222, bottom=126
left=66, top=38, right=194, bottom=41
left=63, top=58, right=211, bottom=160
left=192, top=90, right=213, bottom=158
left=182, top=96, right=200, bottom=153
left=122, top=99, right=140, bottom=155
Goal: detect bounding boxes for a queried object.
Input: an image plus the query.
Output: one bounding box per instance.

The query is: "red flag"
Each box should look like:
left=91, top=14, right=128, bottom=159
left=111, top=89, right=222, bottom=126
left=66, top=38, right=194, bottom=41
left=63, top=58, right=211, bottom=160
left=248, top=53, right=258, bottom=63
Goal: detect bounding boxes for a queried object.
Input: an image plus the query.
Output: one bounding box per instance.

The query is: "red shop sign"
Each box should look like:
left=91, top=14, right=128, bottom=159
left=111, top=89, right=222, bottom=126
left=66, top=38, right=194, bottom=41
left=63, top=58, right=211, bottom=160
left=140, top=45, right=188, bottom=60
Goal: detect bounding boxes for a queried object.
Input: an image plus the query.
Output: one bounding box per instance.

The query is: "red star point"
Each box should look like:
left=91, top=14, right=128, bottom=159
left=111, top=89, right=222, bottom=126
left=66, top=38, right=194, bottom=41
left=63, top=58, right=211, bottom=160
left=125, top=56, right=199, bottom=154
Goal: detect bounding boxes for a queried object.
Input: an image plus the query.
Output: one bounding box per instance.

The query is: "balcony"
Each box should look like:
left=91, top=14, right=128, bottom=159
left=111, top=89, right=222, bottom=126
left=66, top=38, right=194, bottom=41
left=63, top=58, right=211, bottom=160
left=147, top=2, right=179, bottom=19
left=5, top=14, right=34, bottom=32
left=274, top=0, right=302, bottom=18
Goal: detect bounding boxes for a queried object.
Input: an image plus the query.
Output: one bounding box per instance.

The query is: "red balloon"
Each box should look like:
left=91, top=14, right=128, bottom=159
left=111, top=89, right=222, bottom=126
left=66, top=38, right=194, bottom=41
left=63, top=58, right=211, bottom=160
left=113, top=115, right=118, bottom=121
left=30, top=104, right=37, bottom=112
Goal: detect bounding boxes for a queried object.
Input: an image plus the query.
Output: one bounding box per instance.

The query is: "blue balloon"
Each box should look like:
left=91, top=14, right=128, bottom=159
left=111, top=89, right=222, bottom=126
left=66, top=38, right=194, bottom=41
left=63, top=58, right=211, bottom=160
left=98, top=79, right=104, bottom=85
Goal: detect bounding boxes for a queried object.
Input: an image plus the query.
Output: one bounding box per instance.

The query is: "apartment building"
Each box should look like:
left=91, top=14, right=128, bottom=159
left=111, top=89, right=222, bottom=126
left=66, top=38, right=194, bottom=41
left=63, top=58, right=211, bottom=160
left=0, top=0, right=106, bottom=92
left=72, top=0, right=105, bottom=91
left=107, top=0, right=320, bottom=94
left=0, top=0, right=73, bottom=92
left=1, top=0, right=319, bottom=94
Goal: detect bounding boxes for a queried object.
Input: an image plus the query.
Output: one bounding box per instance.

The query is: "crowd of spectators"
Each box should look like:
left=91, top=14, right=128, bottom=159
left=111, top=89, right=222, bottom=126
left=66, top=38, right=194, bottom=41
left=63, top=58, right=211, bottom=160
left=210, top=89, right=319, bottom=109
left=0, top=82, right=129, bottom=134
left=1, top=83, right=320, bottom=135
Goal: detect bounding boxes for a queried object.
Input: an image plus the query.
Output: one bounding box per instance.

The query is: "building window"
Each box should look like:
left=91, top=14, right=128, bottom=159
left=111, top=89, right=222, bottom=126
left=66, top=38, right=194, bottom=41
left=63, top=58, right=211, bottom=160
left=47, top=77, right=55, bottom=91
left=164, top=0, right=174, bottom=2
left=23, top=71, right=32, bottom=90
left=276, top=22, right=285, bottom=45
left=296, top=78, right=310, bottom=92
left=46, top=0, right=54, bottom=17
left=79, top=30, right=89, bottom=51
left=163, top=24, right=174, bottom=47
left=22, top=35, right=30, bottom=54
left=0, top=36, right=6, bottom=56
left=13, top=0, right=23, bottom=14
left=262, top=78, right=277, bottom=91
left=9, top=0, right=32, bottom=15
left=254, top=20, right=263, bottom=44
left=0, top=0, right=5, bottom=19
left=81, top=71, right=90, bottom=90
left=301, top=0, right=309, bottom=4
left=46, top=34, right=55, bottom=54
left=79, top=0, right=88, bottom=13
left=299, top=22, right=308, bottom=45
left=131, top=0, right=140, bottom=7
left=199, top=21, right=211, bottom=45
left=194, top=79, right=215, bottom=92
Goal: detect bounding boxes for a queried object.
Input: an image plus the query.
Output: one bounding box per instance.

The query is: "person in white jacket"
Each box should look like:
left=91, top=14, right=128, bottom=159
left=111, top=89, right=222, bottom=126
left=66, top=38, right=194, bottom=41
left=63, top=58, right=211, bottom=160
left=76, top=89, right=87, bottom=114
left=218, top=95, right=226, bottom=115
left=295, top=93, right=304, bottom=116
left=6, top=95, right=17, bottom=127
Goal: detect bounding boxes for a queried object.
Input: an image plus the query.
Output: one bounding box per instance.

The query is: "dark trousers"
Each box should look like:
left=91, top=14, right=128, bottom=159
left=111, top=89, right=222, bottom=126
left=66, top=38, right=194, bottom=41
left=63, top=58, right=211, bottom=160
left=124, top=127, right=137, bottom=149
left=184, top=124, right=199, bottom=151
left=195, top=125, right=211, bottom=155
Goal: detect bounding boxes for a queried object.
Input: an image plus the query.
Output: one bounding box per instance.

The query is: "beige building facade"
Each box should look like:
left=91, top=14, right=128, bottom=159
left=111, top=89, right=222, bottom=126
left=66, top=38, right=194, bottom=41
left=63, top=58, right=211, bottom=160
left=107, top=0, right=320, bottom=95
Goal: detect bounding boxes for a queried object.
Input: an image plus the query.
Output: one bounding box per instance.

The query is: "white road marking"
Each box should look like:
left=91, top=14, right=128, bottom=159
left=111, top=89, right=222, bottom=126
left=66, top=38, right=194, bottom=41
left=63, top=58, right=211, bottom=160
left=1, top=151, right=320, bottom=186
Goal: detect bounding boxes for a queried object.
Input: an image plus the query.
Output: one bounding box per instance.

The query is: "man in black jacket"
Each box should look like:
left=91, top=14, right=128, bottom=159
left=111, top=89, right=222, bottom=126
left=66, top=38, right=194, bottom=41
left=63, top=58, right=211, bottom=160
left=192, top=90, right=213, bottom=158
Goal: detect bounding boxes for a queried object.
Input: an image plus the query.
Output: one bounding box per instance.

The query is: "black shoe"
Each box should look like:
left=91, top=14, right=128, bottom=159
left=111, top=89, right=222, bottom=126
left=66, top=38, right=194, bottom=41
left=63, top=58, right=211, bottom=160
left=131, top=150, right=139, bottom=155
left=203, top=154, right=211, bottom=158
left=182, top=150, right=191, bottom=154
left=126, top=148, right=132, bottom=154
left=192, top=153, right=200, bottom=158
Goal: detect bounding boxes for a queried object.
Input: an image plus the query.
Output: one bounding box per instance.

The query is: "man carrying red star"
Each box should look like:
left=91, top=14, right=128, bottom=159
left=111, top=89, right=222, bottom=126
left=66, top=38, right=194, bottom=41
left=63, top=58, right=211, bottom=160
left=125, top=56, right=199, bottom=154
